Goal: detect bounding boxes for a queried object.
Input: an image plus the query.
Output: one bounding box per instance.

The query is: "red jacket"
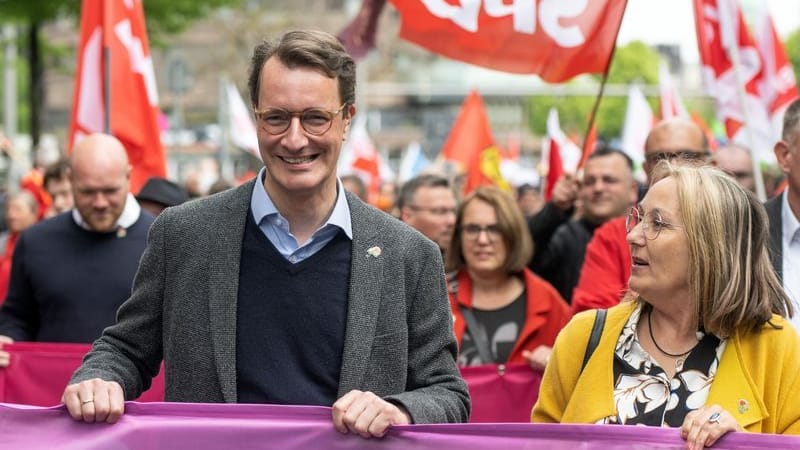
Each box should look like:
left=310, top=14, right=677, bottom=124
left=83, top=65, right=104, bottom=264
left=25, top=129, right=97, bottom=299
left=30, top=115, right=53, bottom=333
left=570, top=216, right=630, bottom=315
left=449, top=268, right=570, bottom=364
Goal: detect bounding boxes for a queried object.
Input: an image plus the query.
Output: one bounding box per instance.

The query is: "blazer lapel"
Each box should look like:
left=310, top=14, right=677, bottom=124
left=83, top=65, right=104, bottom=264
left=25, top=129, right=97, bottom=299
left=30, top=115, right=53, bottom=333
left=207, top=180, right=254, bottom=402
left=764, top=197, right=783, bottom=280
left=338, top=194, right=384, bottom=396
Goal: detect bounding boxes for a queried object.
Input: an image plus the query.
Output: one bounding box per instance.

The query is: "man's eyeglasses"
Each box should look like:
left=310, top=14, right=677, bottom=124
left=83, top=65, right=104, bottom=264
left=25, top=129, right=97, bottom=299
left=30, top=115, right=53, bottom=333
left=407, top=205, right=456, bottom=216
left=253, top=103, right=347, bottom=136
left=460, top=224, right=502, bottom=242
left=645, top=150, right=711, bottom=165
left=625, top=206, right=682, bottom=240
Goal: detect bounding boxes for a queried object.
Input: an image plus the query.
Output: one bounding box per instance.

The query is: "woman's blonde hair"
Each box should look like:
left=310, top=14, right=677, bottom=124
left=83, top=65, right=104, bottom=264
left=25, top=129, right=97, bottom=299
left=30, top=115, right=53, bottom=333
left=645, top=162, right=791, bottom=337
left=445, top=186, right=533, bottom=274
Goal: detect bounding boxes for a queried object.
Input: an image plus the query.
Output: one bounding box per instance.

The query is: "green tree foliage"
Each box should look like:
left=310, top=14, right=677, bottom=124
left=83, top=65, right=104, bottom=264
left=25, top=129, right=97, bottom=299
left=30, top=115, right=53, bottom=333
left=0, top=0, right=243, bottom=140
left=526, top=41, right=661, bottom=143
left=785, top=28, right=800, bottom=86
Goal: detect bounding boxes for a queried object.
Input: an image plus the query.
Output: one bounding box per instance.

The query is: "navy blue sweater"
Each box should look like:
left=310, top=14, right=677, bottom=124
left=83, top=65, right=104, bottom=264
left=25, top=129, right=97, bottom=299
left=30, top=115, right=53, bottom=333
left=0, top=211, right=154, bottom=342
left=236, top=213, right=351, bottom=405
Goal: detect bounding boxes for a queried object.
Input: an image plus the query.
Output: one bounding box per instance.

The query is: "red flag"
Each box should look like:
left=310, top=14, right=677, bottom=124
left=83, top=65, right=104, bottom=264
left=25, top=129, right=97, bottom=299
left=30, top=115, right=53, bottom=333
left=693, top=0, right=773, bottom=163
left=754, top=9, right=799, bottom=121
left=545, top=138, right=564, bottom=202
left=389, top=0, right=627, bottom=82
left=440, top=91, right=508, bottom=194
left=69, top=0, right=166, bottom=194
left=343, top=115, right=392, bottom=205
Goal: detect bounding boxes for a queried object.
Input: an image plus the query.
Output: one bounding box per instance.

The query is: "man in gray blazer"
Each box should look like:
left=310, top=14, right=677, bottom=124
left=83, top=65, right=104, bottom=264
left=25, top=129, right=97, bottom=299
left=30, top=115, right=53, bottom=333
left=63, top=30, right=469, bottom=438
left=767, top=97, right=800, bottom=329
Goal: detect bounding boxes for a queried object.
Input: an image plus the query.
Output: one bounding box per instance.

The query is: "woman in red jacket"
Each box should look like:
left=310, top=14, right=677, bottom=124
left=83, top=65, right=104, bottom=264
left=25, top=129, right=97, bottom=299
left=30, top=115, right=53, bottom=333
left=446, top=187, right=570, bottom=370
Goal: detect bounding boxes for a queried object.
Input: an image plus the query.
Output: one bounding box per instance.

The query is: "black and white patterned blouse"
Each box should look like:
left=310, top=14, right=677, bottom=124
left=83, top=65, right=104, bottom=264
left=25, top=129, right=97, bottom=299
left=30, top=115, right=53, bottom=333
left=598, top=303, right=726, bottom=426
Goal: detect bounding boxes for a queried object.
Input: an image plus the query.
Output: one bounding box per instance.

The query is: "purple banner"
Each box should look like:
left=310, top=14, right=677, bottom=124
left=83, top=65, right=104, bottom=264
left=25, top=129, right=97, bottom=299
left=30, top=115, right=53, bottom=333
left=1, top=402, right=798, bottom=450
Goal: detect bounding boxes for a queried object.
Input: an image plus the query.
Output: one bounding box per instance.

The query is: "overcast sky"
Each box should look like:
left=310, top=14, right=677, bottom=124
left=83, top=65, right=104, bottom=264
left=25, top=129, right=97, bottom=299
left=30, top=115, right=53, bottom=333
left=617, top=0, right=800, bottom=64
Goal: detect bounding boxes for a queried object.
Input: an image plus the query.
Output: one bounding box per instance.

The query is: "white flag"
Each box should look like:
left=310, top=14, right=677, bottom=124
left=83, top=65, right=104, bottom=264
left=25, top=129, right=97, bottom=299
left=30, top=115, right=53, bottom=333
left=621, top=85, right=653, bottom=167
left=225, top=81, right=259, bottom=157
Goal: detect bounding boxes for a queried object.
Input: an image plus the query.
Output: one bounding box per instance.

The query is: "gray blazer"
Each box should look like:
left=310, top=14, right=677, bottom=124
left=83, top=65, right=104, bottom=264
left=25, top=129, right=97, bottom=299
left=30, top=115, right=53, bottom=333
left=72, top=179, right=470, bottom=423
left=765, top=195, right=782, bottom=281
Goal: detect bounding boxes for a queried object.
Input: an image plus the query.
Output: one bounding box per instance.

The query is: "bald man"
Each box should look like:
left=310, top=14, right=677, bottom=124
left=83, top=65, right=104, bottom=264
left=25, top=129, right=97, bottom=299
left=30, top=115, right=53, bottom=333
left=0, top=134, right=154, bottom=364
left=571, top=118, right=710, bottom=314
left=713, top=144, right=756, bottom=192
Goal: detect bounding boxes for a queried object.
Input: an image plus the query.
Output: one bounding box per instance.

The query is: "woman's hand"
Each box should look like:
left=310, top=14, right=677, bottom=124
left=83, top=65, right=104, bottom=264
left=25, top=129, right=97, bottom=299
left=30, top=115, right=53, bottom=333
left=680, top=405, right=742, bottom=449
left=522, top=345, right=552, bottom=371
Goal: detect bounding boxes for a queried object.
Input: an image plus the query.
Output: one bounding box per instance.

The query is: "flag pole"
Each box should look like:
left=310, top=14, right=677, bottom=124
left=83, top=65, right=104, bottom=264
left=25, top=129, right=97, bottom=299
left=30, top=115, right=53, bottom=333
left=578, top=0, right=628, bottom=170
left=725, top=7, right=767, bottom=202
left=218, top=77, right=233, bottom=182
left=102, top=0, right=111, bottom=133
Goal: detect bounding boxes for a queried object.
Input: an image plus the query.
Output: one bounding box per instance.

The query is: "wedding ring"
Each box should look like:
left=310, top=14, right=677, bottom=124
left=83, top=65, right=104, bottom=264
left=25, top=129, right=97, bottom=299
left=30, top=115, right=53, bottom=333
left=82, top=399, right=94, bottom=405
left=708, top=412, right=721, bottom=424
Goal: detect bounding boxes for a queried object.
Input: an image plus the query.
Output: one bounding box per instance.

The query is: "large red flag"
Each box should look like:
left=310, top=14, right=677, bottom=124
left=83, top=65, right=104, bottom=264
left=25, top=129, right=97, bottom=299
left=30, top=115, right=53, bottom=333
left=693, top=0, right=772, bottom=163
left=754, top=8, right=799, bottom=131
left=440, top=91, right=508, bottom=194
left=69, top=0, right=166, bottom=194
left=389, top=0, right=627, bottom=82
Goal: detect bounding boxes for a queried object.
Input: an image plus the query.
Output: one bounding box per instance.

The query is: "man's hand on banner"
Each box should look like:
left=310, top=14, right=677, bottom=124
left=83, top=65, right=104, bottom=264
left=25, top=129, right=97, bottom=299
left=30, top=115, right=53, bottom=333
left=62, top=378, right=125, bottom=424
left=332, top=389, right=411, bottom=438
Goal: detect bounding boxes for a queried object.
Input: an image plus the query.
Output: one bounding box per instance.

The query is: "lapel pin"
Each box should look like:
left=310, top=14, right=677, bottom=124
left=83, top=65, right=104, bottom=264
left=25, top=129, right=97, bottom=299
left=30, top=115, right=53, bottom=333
left=737, top=399, right=749, bottom=414
left=366, top=246, right=381, bottom=258
left=116, top=227, right=127, bottom=238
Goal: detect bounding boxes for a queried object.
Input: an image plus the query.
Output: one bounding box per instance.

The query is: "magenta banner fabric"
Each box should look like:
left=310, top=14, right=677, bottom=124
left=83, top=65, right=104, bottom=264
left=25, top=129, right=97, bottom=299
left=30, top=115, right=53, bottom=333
left=0, top=342, right=164, bottom=405
left=0, top=343, right=538, bottom=423
left=458, top=363, right=541, bottom=422
left=1, top=402, right=799, bottom=450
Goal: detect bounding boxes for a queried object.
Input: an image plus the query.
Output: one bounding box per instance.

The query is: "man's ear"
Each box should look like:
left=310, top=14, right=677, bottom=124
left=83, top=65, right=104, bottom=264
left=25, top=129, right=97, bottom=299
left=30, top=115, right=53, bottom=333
left=344, top=104, right=357, bottom=128
left=399, top=207, right=413, bottom=223
left=775, top=140, right=792, bottom=174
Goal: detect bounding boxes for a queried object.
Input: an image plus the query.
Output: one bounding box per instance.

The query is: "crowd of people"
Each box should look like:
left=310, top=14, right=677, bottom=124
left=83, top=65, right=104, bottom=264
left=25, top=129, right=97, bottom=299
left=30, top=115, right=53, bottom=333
left=0, top=28, right=795, bottom=447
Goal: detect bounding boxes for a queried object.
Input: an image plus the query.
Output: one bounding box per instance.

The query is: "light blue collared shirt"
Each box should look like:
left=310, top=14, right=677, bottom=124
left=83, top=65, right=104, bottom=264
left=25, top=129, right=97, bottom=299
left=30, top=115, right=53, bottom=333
left=250, top=167, right=353, bottom=263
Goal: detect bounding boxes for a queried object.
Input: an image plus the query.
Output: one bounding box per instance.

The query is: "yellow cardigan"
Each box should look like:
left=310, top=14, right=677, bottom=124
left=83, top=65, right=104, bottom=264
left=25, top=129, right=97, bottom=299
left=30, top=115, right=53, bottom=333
left=532, top=302, right=800, bottom=434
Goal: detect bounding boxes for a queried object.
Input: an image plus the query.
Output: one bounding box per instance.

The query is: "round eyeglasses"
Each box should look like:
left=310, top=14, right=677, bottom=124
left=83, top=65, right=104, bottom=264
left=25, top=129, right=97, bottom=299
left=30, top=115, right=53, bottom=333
left=460, top=224, right=502, bottom=242
left=253, top=103, right=347, bottom=136
left=625, top=206, right=682, bottom=240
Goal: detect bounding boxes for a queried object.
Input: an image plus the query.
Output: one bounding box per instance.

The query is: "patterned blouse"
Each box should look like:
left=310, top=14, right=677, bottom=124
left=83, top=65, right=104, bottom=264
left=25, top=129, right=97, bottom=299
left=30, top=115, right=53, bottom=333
left=597, top=303, right=726, bottom=427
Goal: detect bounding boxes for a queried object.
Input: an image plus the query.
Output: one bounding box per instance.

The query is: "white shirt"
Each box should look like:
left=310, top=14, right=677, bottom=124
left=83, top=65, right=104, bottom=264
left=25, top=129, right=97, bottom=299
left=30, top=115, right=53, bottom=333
left=781, top=190, right=800, bottom=330
left=72, top=193, right=142, bottom=232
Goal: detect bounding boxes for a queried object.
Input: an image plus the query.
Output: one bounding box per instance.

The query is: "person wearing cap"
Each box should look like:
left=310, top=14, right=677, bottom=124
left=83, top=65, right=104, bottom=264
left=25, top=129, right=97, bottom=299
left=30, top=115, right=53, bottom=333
left=0, top=133, right=154, bottom=366
left=136, top=177, right=189, bottom=216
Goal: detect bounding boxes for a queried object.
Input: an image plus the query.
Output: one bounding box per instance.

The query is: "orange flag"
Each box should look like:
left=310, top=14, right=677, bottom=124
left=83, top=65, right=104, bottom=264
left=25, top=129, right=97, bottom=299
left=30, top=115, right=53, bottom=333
left=440, top=91, right=509, bottom=194
left=69, top=0, right=166, bottom=194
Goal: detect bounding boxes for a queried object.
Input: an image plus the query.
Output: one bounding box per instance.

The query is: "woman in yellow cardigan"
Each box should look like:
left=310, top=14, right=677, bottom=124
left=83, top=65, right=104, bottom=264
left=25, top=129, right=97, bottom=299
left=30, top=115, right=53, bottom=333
left=532, top=164, right=799, bottom=449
